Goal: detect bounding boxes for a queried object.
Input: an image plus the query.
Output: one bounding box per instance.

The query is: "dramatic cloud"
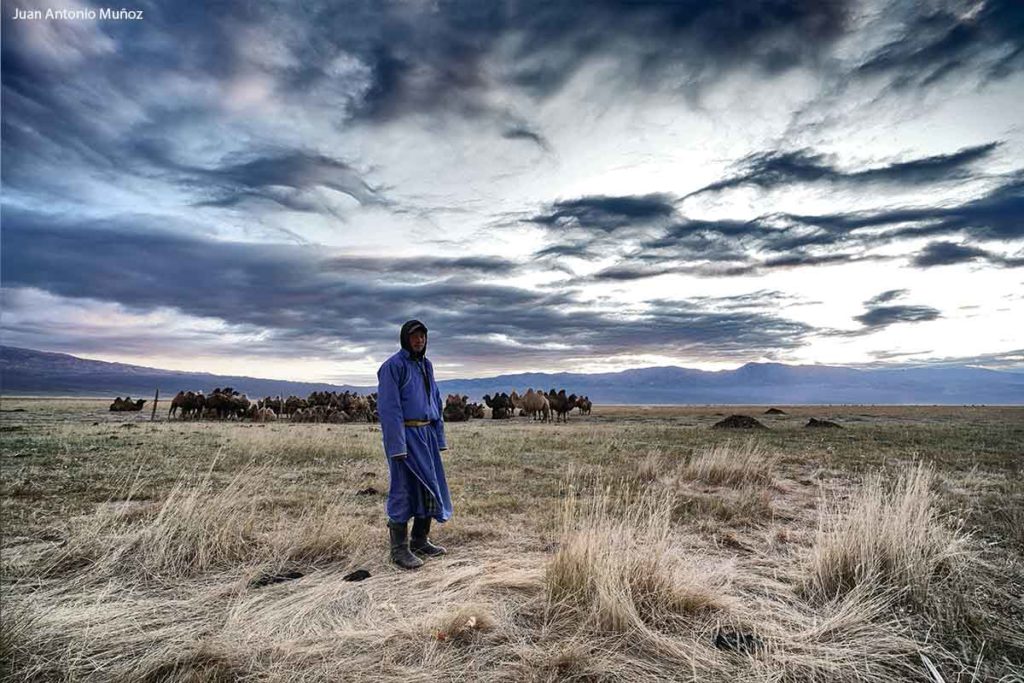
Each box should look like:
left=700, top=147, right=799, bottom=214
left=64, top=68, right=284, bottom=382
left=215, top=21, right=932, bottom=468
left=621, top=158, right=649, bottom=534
left=530, top=194, right=678, bottom=233
left=1, top=207, right=817, bottom=374
left=501, top=127, right=550, bottom=152
left=685, top=143, right=1000, bottom=198
left=913, top=241, right=1024, bottom=268
left=182, top=152, right=386, bottom=210
left=865, top=289, right=909, bottom=306
left=855, top=0, right=1024, bottom=87
left=546, top=174, right=1024, bottom=281
left=3, top=0, right=1022, bottom=379
left=854, top=305, right=942, bottom=330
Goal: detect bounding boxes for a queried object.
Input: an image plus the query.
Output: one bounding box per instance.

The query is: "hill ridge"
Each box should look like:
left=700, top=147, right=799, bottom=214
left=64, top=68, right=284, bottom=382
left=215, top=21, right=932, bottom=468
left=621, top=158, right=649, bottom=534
left=2, top=345, right=1022, bottom=404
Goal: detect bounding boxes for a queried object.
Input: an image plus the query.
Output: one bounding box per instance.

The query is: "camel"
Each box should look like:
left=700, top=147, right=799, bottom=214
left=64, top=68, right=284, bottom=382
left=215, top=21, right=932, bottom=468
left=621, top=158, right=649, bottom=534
left=169, top=391, right=186, bottom=417
left=576, top=396, right=592, bottom=415
left=546, top=389, right=578, bottom=423
left=169, top=390, right=205, bottom=419
left=522, top=388, right=551, bottom=422
left=258, top=396, right=283, bottom=414
left=444, top=394, right=469, bottom=422
left=482, top=394, right=512, bottom=419
left=110, top=396, right=146, bottom=412
left=348, top=395, right=372, bottom=422
left=253, top=407, right=277, bottom=422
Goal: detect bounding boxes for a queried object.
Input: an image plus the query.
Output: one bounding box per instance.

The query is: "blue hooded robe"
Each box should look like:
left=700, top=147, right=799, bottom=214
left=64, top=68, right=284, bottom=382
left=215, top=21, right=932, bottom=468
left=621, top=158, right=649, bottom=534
left=377, top=320, right=453, bottom=523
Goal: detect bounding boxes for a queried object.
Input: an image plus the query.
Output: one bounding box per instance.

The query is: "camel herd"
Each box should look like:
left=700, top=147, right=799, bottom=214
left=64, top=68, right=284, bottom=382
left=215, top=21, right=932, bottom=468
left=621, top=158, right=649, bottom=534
left=151, top=386, right=592, bottom=424
left=109, top=396, right=146, bottom=412
left=167, top=388, right=378, bottom=423
left=460, top=389, right=592, bottom=423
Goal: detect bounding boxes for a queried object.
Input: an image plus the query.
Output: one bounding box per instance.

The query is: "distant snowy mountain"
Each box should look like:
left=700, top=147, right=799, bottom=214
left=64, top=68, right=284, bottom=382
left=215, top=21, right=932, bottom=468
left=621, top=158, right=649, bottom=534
left=2, top=346, right=1022, bottom=404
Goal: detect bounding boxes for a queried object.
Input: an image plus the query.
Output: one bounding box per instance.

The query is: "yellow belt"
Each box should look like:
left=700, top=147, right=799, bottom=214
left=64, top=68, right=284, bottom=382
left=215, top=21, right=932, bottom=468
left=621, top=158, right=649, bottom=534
left=404, top=419, right=432, bottom=427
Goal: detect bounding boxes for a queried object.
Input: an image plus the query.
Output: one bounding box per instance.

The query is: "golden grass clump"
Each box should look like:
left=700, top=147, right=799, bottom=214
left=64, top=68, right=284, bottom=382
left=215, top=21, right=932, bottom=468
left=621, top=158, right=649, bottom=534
left=545, top=482, right=729, bottom=633
left=45, top=464, right=369, bottom=581
left=806, top=464, right=971, bottom=604
left=431, top=604, right=498, bottom=643
left=634, top=450, right=664, bottom=482
left=678, top=441, right=776, bottom=486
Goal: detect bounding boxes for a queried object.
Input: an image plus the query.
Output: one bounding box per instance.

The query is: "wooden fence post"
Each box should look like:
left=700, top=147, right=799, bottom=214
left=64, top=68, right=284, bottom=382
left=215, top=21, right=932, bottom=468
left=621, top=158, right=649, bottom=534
left=151, top=388, right=159, bottom=421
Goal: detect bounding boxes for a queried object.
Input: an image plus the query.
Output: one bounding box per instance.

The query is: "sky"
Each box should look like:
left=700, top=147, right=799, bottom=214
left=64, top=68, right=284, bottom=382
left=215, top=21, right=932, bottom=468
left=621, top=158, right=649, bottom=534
left=2, top=0, right=1023, bottom=384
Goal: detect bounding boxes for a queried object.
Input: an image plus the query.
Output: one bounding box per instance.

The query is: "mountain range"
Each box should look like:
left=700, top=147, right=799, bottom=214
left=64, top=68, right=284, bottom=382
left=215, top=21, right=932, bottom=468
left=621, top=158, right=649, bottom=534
left=2, top=346, right=1022, bottom=404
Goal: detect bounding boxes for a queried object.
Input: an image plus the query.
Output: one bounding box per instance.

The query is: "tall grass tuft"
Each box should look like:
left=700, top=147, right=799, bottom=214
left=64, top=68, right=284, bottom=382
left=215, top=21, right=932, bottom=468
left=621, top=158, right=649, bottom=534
left=545, top=482, right=729, bottom=633
left=45, top=464, right=368, bottom=581
left=806, top=464, right=971, bottom=605
left=678, top=441, right=775, bottom=486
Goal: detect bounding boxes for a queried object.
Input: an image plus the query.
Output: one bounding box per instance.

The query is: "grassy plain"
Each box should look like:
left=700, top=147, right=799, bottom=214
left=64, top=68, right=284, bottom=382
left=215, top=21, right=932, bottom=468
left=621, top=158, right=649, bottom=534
left=2, top=398, right=1022, bottom=681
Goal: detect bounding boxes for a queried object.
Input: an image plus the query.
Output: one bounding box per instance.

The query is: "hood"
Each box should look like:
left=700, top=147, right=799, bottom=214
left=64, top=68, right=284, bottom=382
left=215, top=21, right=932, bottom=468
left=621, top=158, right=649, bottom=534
left=400, top=319, right=428, bottom=359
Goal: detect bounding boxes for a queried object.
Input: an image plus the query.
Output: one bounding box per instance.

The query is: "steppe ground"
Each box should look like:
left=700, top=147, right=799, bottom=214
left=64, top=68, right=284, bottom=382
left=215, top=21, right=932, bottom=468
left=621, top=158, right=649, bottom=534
left=1, top=398, right=1022, bottom=682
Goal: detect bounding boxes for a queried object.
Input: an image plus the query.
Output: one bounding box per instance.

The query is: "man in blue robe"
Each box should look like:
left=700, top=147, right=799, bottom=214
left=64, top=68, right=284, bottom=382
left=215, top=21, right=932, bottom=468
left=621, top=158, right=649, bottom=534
left=377, top=319, right=453, bottom=569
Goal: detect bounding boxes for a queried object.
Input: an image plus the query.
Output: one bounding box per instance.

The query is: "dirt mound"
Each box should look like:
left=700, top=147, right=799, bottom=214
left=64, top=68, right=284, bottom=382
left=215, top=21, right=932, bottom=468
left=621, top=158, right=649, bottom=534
left=712, top=414, right=768, bottom=430
left=764, top=408, right=786, bottom=415
left=805, top=417, right=842, bottom=429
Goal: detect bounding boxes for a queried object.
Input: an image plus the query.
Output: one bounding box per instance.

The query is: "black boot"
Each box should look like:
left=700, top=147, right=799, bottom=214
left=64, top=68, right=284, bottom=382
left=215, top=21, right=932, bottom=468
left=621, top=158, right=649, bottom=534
left=410, top=517, right=446, bottom=557
left=388, top=520, right=423, bottom=569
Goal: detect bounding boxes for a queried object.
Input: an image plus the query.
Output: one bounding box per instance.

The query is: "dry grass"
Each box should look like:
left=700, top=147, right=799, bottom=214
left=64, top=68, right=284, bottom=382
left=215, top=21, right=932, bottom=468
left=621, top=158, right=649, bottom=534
left=36, top=462, right=372, bottom=584
left=806, top=464, right=971, bottom=604
left=634, top=450, right=664, bottom=483
left=545, top=482, right=730, bottom=633
left=2, top=402, right=1023, bottom=681
left=677, top=441, right=776, bottom=486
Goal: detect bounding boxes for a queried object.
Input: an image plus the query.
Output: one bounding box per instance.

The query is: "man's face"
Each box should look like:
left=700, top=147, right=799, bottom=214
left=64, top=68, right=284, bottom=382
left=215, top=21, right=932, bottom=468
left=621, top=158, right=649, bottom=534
left=409, top=329, right=427, bottom=353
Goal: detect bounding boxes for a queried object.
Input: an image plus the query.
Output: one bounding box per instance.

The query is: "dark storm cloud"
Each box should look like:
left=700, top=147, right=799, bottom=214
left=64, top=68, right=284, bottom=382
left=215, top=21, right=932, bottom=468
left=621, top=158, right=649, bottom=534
left=303, top=0, right=851, bottom=121
left=865, top=289, right=909, bottom=306
left=3, top=0, right=854, bottom=222
left=912, top=241, right=1024, bottom=268
left=534, top=171, right=1023, bottom=282
left=321, top=254, right=520, bottom=277
left=914, top=241, right=990, bottom=266
left=2, top=207, right=816, bottom=364
left=786, top=172, right=1024, bottom=244
left=500, top=0, right=849, bottom=98
left=501, top=126, right=550, bottom=151
left=533, top=243, right=599, bottom=259
left=854, top=305, right=942, bottom=330
left=184, top=152, right=386, bottom=209
left=685, top=143, right=1000, bottom=198
left=651, top=290, right=808, bottom=312
left=676, top=174, right=1022, bottom=260
left=1, top=3, right=246, bottom=194
left=856, top=0, right=1024, bottom=87
left=119, top=135, right=390, bottom=214
left=529, top=194, right=678, bottom=232
left=585, top=251, right=885, bottom=282
left=1, top=0, right=1013, bottom=221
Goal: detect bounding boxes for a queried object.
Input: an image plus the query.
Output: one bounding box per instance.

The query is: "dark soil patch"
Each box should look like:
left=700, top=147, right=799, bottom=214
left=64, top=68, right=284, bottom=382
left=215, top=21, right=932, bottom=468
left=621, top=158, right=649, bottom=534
left=764, top=408, right=787, bottom=415
left=343, top=569, right=371, bottom=582
left=251, top=570, right=304, bottom=587
left=356, top=487, right=379, bottom=496
left=712, top=415, right=768, bottom=430
left=715, top=629, right=764, bottom=654
left=805, top=418, right=842, bottom=429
